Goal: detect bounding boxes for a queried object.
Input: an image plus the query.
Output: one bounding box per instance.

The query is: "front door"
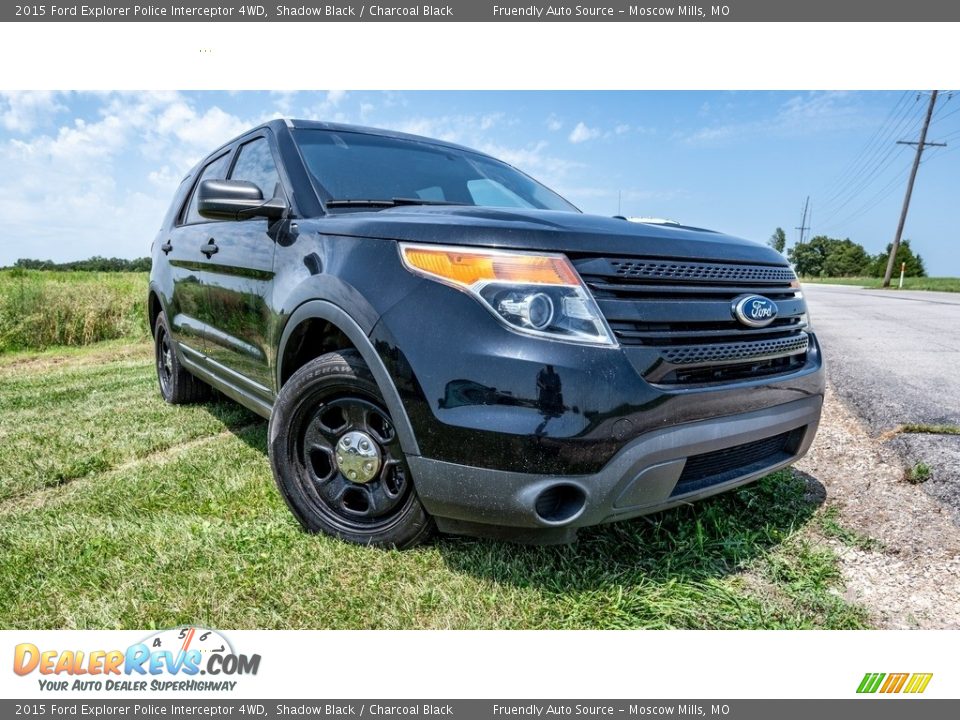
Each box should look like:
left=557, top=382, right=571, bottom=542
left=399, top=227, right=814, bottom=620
left=198, top=134, right=283, bottom=400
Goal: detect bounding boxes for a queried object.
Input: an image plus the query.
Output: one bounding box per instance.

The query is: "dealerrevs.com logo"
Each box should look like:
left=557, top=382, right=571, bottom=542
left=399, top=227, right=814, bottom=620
left=13, top=627, right=260, bottom=692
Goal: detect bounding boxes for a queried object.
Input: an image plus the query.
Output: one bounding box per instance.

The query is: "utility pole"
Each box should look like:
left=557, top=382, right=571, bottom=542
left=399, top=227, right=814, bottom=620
left=882, top=90, right=947, bottom=287
left=795, top=196, right=811, bottom=245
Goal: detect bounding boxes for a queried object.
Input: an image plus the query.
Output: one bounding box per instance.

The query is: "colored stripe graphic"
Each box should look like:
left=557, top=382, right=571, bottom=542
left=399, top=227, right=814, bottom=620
left=880, top=673, right=909, bottom=693
left=904, top=673, right=933, bottom=694
left=857, top=673, right=885, bottom=693
left=857, top=672, right=932, bottom=694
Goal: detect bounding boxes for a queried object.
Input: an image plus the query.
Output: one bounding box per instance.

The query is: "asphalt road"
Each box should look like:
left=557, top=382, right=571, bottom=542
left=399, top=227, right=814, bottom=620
left=803, top=283, right=960, bottom=517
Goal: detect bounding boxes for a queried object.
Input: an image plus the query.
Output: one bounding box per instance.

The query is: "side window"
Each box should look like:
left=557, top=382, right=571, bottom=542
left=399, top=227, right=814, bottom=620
left=230, top=138, right=282, bottom=201
left=182, top=152, right=232, bottom=225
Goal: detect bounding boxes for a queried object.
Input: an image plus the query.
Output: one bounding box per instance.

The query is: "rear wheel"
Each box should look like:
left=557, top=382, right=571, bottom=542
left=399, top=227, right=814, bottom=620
left=154, top=313, right=210, bottom=404
left=268, top=350, right=433, bottom=548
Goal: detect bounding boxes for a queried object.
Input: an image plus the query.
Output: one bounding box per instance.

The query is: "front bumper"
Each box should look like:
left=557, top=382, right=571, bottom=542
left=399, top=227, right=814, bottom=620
left=409, top=395, right=822, bottom=543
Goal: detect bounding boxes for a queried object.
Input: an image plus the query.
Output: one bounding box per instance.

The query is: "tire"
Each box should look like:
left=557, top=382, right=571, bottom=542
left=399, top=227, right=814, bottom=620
left=154, top=312, right=210, bottom=405
left=268, top=350, right=433, bottom=549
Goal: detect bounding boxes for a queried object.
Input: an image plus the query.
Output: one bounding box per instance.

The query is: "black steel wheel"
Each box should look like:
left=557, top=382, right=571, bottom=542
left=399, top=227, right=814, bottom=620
left=153, top=312, right=210, bottom=404
left=268, top=350, right=433, bottom=548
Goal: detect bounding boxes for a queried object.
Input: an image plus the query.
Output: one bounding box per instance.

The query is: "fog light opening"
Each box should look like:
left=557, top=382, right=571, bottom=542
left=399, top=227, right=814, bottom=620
left=534, top=484, right=586, bottom=524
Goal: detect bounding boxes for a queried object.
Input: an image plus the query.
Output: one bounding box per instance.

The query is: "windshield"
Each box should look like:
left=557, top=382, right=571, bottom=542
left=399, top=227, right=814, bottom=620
left=292, top=129, right=579, bottom=213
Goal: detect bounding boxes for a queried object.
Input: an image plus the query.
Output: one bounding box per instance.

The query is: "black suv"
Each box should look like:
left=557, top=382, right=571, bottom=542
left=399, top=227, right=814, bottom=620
left=149, top=119, right=824, bottom=547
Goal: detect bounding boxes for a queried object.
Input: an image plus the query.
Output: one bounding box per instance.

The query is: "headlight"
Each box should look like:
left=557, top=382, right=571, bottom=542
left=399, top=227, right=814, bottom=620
left=399, top=243, right=616, bottom=346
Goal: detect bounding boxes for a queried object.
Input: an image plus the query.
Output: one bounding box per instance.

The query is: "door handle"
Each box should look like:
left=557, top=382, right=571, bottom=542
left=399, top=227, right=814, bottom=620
left=160, top=240, right=173, bottom=255
left=201, top=239, right=219, bottom=258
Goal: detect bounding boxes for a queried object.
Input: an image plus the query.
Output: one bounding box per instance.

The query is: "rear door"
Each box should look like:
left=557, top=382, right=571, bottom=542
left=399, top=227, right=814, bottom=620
left=197, top=133, right=283, bottom=399
left=163, top=150, right=233, bottom=358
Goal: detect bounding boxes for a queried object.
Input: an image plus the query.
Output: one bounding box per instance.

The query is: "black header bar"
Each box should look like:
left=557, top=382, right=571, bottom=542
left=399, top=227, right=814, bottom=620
left=5, top=0, right=959, bottom=22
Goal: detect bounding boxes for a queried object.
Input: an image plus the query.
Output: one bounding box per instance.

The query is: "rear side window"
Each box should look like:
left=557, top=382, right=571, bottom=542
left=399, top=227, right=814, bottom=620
left=182, top=152, right=231, bottom=225
left=230, top=138, right=282, bottom=200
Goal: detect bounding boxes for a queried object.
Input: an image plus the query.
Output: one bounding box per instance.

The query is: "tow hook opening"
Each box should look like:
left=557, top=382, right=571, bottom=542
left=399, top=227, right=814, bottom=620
left=534, top=484, right=587, bottom=525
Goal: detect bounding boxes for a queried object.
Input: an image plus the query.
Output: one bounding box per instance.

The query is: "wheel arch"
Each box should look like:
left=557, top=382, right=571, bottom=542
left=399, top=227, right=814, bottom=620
left=276, top=300, right=421, bottom=457
left=147, top=284, right=164, bottom=336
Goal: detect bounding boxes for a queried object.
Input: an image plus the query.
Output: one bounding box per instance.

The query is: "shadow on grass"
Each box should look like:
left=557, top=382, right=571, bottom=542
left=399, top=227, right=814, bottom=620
left=435, top=469, right=826, bottom=592
left=203, top=396, right=264, bottom=429
left=197, top=401, right=827, bottom=594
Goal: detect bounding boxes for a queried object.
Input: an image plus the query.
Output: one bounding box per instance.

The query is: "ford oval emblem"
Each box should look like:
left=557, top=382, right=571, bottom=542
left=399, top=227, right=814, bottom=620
left=732, top=294, right=778, bottom=328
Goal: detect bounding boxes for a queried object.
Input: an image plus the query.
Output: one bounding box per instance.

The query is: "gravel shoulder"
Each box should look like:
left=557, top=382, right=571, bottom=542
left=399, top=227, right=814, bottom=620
left=803, top=283, right=960, bottom=522
left=796, top=384, right=960, bottom=629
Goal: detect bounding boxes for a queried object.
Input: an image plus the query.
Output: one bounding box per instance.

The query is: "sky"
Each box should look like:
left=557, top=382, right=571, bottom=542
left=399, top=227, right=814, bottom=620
left=0, top=90, right=957, bottom=273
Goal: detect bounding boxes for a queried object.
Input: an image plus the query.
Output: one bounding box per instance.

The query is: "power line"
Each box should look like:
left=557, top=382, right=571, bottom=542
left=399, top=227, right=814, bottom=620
left=921, top=141, right=960, bottom=162
left=816, top=144, right=911, bottom=227
left=819, top=163, right=912, bottom=234
left=934, top=105, right=960, bottom=124
left=816, top=97, right=926, bottom=220
left=823, top=124, right=956, bottom=235
left=818, top=91, right=910, bottom=200
left=818, top=94, right=916, bottom=211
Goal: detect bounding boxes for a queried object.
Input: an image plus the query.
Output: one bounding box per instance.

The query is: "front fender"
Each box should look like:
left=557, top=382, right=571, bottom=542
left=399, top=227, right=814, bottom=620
left=275, top=299, right=421, bottom=457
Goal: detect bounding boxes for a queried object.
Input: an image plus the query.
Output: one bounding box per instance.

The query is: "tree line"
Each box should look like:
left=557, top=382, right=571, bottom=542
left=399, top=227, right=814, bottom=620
left=766, top=228, right=925, bottom=278
left=8, top=257, right=152, bottom=272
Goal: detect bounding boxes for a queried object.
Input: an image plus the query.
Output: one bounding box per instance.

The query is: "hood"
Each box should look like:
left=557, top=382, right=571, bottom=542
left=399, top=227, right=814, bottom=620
left=303, top=206, right=787, bottom=265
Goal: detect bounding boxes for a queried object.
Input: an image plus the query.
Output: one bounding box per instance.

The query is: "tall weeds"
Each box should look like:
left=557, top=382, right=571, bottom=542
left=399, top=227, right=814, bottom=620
left=0, top=270, right=149, bottom=352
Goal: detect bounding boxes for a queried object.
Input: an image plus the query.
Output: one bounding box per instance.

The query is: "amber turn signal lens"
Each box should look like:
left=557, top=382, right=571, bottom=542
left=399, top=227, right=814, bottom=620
left=401, top=245, right=581, bottom=287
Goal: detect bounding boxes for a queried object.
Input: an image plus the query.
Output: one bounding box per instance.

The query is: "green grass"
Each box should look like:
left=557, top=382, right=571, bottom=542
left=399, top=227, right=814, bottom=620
left=0, top=341, right=869, bottom=629
left=905, top=462, right=932, bottom=484
left=0, top=269, right=148, bottom=353
left=0, top=342, right=254, bottom=501
left=799, top=276, right=960, bottom=292
left=817, top=506, right=884, bottom=552
left=899, top=423, right=960, bottom=436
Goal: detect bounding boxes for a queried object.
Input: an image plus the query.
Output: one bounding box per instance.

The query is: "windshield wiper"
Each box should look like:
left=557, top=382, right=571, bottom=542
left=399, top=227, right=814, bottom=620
left=325, top=198, right=464, bottom=208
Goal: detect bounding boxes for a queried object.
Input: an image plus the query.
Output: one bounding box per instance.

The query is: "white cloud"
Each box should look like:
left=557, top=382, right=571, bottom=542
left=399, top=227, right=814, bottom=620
left=614, top=124, right=631, bottom=135
left=546, top=114, right=563, bottom=131
left=148, top=166, right=183, bottom=189
left=568, top=121, right=601, bottom=143
left=391, top=113, right=505, bottom=144
left=269, top=90, right=296, bottom=116
left=0, top=91, right=66, bottom=133
left=158, top=104, right=248, bottom=150
left=325, top=90, right=348, bottom=107
left=0, top=92, right=255, bottom=265
left=681, top=91, right=865, bottom=146
left=683, top=124, right=738, bottom=144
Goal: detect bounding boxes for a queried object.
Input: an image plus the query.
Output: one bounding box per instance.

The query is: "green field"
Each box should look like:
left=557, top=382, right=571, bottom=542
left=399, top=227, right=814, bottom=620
left=800, top=276, right=960, bottom=292
left=0, top=340, right=868, bottom=629
left=0, top=270, right=148, bottom=353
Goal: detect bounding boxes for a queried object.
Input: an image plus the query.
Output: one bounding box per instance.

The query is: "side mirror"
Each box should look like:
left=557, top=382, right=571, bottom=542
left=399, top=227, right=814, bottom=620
left=197, top=179, right=287, bottom=221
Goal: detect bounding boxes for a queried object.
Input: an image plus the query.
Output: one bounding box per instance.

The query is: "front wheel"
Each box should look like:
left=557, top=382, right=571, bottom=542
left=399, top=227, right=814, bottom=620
left=268, top=350, right=433, bottom=548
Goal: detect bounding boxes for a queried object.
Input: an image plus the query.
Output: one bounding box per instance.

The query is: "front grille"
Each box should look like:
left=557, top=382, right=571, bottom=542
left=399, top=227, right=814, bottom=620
left=607, top=259, right=796, bottom=284
left=661, top=335, right=810, bottom=366
left=670, top=428, right=803, bottom=497
left=574, top=255, right=810, bottom=385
